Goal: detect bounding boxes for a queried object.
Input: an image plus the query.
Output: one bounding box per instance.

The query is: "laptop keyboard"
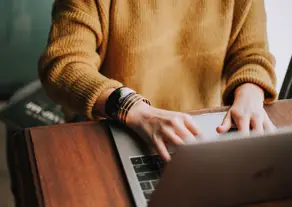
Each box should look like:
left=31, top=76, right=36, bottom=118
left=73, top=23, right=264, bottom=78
left=130, top=155, right=165, bottom=202
left=128, top=128, right=239, bottom=202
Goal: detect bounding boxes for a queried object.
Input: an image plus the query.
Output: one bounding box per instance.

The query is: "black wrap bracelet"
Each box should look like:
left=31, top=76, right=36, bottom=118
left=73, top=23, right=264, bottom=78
left=105, top=87, right=151, bottom=123
left=105, top=87, right=135, bottom=120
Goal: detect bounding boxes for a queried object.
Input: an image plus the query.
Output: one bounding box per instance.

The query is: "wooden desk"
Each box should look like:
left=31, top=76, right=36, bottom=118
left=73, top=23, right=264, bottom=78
left=7, top=100, right=292, bottom=207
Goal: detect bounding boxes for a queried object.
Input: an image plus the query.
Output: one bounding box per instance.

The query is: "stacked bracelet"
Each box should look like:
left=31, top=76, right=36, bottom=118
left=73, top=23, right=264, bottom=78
left=117, top=93, right=151, bottom=124
left=105, top=87, right=151, bottom=124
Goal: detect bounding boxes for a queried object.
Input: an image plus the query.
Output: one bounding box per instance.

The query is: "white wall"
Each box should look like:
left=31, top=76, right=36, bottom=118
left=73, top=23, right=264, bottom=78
left=265, top=0, right=292, bottom=92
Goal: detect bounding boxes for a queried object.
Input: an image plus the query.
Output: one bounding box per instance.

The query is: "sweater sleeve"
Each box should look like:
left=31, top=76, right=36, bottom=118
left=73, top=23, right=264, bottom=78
left=222, top=0, right=278, bottom=105
left=38, top=0, right=122, bottom=120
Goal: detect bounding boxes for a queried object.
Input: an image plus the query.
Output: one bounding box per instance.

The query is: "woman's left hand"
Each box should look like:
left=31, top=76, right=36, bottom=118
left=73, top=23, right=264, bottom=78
left=217, top=83, right=276, bottom=135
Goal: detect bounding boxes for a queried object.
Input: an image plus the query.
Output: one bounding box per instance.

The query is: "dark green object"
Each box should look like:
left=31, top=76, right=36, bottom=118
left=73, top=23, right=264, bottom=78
left=0, top=0, right=53, bottom=88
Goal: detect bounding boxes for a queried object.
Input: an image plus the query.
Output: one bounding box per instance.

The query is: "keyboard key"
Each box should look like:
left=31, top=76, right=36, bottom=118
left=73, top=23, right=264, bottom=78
left=153, top=155, right=163, bottom=163
left=228, top=127, right=238, bottom=132
left=148, top=163, right=159, bottom=171
left=130, top=157, right=142, bottom=165
left=134, top=165, right=150, bottom=173
left=142, top=155, right=163, bottom=164
left=144, top=191, right=153, bottom=200
left=156, top=171, right=161, bottom=178
left=141, top=156, right=152, bottom=164
left=158, top=162, right=165, bottom=169
left=151, top=180, right=158, bottom=189
left=140, top=182, right=152, bottom=190
left=134, top=164, right=159, bottom=173
left=137, top=172, right=158, bottom=181
left=134, top=165, right=149, bottom=173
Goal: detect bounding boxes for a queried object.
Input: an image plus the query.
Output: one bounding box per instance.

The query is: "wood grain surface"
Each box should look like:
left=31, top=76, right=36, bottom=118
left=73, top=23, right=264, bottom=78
left=9, top=100, right=292, bottom=206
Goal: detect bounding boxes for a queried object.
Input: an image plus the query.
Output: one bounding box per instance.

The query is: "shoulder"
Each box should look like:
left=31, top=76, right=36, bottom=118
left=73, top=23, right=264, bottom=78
left=51, top=0, right=104, bottom=15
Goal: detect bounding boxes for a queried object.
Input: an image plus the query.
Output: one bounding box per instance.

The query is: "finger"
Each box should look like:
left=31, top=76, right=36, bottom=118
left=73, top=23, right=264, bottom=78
left=263, top=114, right=277, bottom=133
left=263, top=120, right=276, bottom=133
left=172, top=118, right=195, bottom=140
left=161, top=127, right=185, bottom=145
left=250, top=113, right=264, bottom=133
left=153, top=135, right=171, bottom=162
left=233, top=112, right=250, bottom=135
left=183, top=114, right=205, bottom=139
left=216, top=111, right=232, bottom=134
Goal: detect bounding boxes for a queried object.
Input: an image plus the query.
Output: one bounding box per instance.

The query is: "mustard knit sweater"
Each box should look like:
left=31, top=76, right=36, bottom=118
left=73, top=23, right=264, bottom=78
left=38, top=0, right=277, bottom=120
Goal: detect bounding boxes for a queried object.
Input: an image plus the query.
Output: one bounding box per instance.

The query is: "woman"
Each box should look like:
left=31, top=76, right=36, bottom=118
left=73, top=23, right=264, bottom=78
left=38, top=0, right=278, bottom=161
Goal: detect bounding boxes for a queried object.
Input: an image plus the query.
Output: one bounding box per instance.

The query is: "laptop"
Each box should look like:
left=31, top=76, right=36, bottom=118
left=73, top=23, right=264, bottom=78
left=108, top=112, right=292, bottom=207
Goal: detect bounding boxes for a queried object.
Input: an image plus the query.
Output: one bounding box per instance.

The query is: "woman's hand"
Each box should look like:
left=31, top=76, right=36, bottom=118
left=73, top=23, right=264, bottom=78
left=217, top=83, right=276, bottom=134
left=126, top=102, right=204, bottom=162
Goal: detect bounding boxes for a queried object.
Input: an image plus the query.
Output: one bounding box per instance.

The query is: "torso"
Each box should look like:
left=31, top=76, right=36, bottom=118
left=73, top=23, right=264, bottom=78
left=99, top=0, right=240, bottom=111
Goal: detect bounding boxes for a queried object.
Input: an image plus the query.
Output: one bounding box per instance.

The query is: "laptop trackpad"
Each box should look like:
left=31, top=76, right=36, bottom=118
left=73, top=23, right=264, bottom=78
left=191, top=111, right=237, bottom=140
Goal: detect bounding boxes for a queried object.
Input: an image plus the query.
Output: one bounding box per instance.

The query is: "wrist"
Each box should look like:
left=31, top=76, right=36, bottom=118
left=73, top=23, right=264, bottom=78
left=102, top=87, right=151, bottom=124
left=234, top=83, right=264, bottom=102
left=126, top=101, right=153, bottom=127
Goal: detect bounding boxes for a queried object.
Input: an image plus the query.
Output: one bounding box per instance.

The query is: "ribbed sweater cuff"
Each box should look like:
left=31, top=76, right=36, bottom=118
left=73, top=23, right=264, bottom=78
left=71, top=74, right=123, bottom=120
left=223, top=65, right=278, bottom=105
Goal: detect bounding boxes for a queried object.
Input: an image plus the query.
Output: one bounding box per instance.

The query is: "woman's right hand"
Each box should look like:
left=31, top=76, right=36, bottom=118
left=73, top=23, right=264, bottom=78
left=94, top=88, right=204, bottom=162
left=126, top=102, right=204, bottom=162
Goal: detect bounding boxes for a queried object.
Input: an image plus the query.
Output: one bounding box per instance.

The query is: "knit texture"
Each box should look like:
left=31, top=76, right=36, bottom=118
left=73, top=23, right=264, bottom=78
left=38, top=0, right=277, bottom=120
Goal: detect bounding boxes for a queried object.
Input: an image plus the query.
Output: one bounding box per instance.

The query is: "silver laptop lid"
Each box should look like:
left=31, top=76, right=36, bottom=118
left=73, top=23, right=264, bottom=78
left=149, top=127, right=292, bottom=207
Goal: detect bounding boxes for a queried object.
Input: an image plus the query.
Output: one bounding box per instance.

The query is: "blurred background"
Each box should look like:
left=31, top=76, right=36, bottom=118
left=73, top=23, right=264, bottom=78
left=0, top=0, right=53, bottom=99
left=0, top=0, right=291, bottom=206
